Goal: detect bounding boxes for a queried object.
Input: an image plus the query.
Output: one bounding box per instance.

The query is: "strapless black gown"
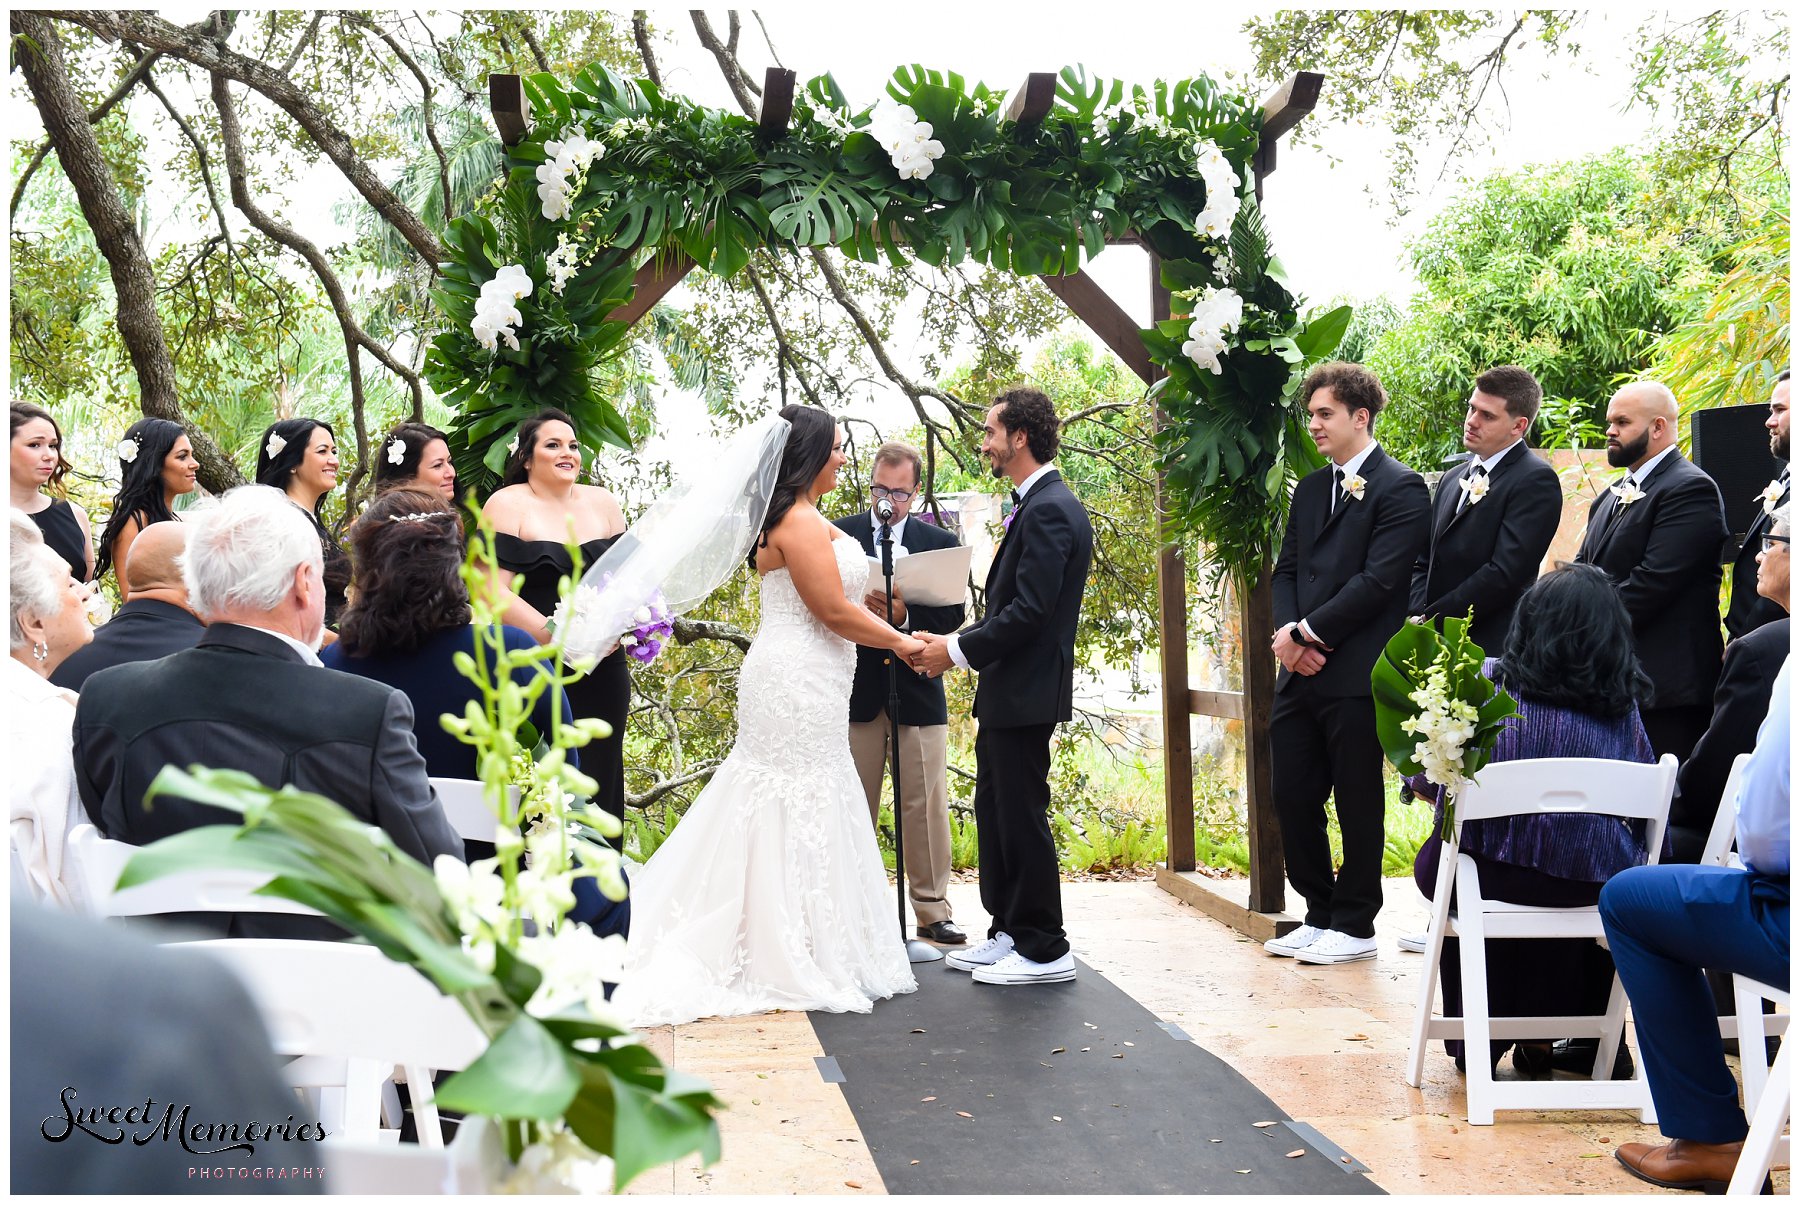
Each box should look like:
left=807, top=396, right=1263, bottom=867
left=27, top=499, right=90, bottom=581
left=493, top=533, right=630, bottom=823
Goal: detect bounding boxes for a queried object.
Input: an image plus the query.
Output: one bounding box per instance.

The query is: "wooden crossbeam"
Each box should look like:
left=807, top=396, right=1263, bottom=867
left=605, top=253, right=697, bottom=327
left=1259, top=70, right=1323, bottom=143
left=758, top=68, right=796, bottom=138
left=1003, top=72, right=1056, bottom=126
left=490, top=73, right=529, bottom=147
left=1189, top=689, right=1245, bottom=722
left=1038, top=270, right=1154, bottom=385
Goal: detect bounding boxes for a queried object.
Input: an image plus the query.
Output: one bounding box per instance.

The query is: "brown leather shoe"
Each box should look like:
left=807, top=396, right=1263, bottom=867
left=1614, top=1139, right=1748, bottom=1193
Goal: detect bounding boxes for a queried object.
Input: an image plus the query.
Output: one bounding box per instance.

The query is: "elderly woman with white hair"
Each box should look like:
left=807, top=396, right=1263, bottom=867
left=8, top=509, right=94, bottom=906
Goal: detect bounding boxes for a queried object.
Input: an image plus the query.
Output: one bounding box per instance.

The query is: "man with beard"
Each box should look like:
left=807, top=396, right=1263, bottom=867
left=1575, top=382, right=1730, bottom=761
left=1725, top=370, right=1790, bottom=640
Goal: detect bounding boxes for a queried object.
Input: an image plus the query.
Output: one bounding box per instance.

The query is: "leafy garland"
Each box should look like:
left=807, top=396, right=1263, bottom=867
left=424, top=63, right=1350, bottom=581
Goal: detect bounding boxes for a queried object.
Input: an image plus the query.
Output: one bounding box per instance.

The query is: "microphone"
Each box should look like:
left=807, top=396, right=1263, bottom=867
left=874, top=496, right=895, bottom=524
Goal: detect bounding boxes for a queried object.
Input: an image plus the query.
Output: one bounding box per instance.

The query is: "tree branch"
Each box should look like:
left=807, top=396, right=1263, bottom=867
left=335, top=10, right=450, bottom=228
left=11, top=46, right=161, bottom=220
left=626, top=760, right=723, bottom=809
left=690, top=10, right=760, bottom=116
left=277, top=10, right=324, bottom=76
left=50, top=8, right=447, bottom=266
left=744, top=262, right=826, bottom=409
left=13, top=11, right=240, bottom=493
left=631, top=10, right=662, bottom=86
left=140, top=67, right=236, bottom=267
left=672, top=615, right=752, bottom=653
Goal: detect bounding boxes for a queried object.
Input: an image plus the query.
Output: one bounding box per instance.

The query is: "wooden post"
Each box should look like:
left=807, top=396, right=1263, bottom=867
left=757, top=68, right=796, bottom=139
left=1147, top=254, right=1196, bottom=874
left=1240, top=563, right=1284, bottom=912
left=1003, top=73, right=1057, bottom=126
left=489, top=73, right=529, bottom=146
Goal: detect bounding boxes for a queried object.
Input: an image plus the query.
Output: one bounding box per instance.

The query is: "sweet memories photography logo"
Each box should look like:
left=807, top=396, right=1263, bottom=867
left=40, top=1086, right=328, bottom=1158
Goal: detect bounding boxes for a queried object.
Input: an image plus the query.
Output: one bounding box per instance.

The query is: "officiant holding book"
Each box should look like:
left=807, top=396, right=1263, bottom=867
left=834, top=441, right=968, bottom=945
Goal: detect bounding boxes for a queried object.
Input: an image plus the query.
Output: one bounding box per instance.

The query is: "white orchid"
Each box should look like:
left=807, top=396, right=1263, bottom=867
left=1399, top=664, right=1481, bottom=791
left=534, top=126, right=603, bottom=221
left=1611, top=479, right=1647, bottom=509
left=1341, top=472, right=1368, bottom=502
left=116, top=437, right=139, bottom=464
left=1761, top=478, right=1786, bottom=515
left=517, top=923, right=629, bottom=1024
left=472, top=264, right=533, bottom=352
left=1458, top=472, right=1491, bottom=506
left=386, top=437, right=406, bottom=465
left=1179, top=285, right=1245, bottom=375
left=869, top=98, right=944, bottom=181
left=1192, top=140, right=1243, bottom=239
left=84, top=589, right=113, bottom=627
left=502, top=1125, right=615, bottom=1195
left=434, top=855, right=507, bottom=936
left=810, top=104, right=857, bottom=138
left=264, top=432, right=287, bottom=460
left=507, top=434, right=520, bottom=456
left=544, top=235, right=582, bottom=296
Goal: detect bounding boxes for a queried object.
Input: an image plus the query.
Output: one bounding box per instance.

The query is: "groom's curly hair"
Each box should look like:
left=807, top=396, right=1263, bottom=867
left=993, top=386, right=1061, bottom=462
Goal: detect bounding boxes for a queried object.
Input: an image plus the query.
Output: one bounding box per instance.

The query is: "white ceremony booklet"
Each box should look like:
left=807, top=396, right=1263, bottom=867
left=864, top=543, right=973, bottom=607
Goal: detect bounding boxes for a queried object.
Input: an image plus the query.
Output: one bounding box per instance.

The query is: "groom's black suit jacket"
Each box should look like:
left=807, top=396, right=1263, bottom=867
left=832, top=510, right=967, bottom=726
left=1726, top=466, right=1789, bottom=640
left=959, top=470, right=1094, bottom=728
left=1274, top=445, right=1432, bottom=697
left=72, top=623, right=464, bottom=940
left=1574, top=449, right=1729, bottom=710
left=1409, top=445, right=1562, bottom=654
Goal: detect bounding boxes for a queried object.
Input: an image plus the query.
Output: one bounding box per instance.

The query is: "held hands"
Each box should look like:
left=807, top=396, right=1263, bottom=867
left=1271, top=625, right=1328, bottom=676
left=907, top=630, right=955, bottom=678
left=893, top=633, right=926, bottom=667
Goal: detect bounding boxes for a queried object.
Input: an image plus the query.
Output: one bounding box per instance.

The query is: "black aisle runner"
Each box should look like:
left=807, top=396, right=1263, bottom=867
left=809, top=957, right=1384, bottom=1195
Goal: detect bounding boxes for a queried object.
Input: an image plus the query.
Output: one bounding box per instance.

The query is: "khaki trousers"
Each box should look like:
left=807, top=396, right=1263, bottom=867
left=848, top=717, right=953, bottom=926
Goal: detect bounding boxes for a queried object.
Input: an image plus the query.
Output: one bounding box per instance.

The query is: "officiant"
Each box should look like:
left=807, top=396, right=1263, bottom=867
left=835, top=441, right=968, bottom=945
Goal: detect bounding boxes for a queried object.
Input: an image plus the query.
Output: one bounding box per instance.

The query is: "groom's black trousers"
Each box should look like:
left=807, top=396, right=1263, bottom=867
left=1270, top=689, right=1387, bottom=940
left=973, top=722, right=1067, bottom=963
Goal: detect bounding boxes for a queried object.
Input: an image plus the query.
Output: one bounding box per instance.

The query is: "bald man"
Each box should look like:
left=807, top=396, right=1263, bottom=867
left=52, top=521, right=204, bottom=693
left=1575, top=382, right=1729, bottom=760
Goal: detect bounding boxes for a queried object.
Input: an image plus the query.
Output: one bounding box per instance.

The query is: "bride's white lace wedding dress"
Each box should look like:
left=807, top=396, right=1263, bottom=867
left=615, top=536, right=918, bottom=1026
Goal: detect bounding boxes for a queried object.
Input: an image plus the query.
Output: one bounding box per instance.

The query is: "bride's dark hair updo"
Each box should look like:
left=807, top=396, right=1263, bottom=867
left=751, top=404, right=837, bottom=568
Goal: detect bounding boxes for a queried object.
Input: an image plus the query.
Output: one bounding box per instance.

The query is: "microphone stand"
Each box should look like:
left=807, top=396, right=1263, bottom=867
left=880, top=512, right=944, bottom=966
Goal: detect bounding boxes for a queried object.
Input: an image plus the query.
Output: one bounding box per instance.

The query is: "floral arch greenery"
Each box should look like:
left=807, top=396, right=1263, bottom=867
left=422, top=63, right=1349, bottom=582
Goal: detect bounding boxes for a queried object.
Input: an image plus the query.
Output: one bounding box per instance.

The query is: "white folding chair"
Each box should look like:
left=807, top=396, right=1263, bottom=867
left=66, top=823, right=319, bottom=919
left=1731, top=976, right=1791, bottom=1195
left=325, top=1113, right=506, bottom=1194
left=1700, top=754, right=1754, bottom=869
left=166, top=940, right=488, bottom=1150
left=429, top=778, right=520, bottom=844
left=1404, top=755, right=1678, bottom=1124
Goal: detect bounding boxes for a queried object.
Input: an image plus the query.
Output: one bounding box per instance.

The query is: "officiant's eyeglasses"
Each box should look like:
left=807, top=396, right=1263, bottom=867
left=1762, top=535, right=1791, bottom=553
left=871, top=486, right=914, bottom=502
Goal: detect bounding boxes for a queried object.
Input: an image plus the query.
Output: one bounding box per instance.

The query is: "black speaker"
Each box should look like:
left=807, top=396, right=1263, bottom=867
left=1691, top=404, right=1781, bottom=538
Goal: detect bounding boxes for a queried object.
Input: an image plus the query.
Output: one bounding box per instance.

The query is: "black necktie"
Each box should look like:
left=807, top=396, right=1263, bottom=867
left=1011, top=488, right=1022, bottom=504
left=1455, top=463, right=1487, bottom=514
left=1329, top=467, right=1345, bottom=515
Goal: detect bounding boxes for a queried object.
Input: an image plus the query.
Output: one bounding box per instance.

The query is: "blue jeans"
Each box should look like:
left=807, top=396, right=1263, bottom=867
left=1599, top=864, right=1789, bottom=1142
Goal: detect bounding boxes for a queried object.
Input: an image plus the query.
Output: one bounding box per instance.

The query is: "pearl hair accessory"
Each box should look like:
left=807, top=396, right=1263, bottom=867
left=386, top=510, right=454, bottom=524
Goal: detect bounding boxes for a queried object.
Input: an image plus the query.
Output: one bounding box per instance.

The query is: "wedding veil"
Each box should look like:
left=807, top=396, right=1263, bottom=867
left=558, top=411, right=793, bottom=666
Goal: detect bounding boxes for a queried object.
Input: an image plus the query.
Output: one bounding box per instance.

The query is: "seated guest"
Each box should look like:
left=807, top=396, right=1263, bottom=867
left=1605, top=656, right=1789, bottom=1193
left=51, top=522, right=203, bottom=692
left=1411, top=564, right=1656, bottom=1078
left=1669, top=504, right=1789, bottom=864
left=322, top=489, right=624, bottom=936
left=8, top=511, right=94, bottom=907
left=374, top=422, right=458, bottom=503
left=71, top=485, right=461, bottom=940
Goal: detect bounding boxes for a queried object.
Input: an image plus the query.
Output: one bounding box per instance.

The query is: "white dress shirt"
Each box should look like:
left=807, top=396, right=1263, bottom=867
left=239, top=623, right=325, bottom=667
left=946, top=463, right=1059, bottom=671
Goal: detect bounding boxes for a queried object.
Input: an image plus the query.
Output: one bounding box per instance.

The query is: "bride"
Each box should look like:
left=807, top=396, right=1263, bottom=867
left=613, top=405, right=924, bottom=1026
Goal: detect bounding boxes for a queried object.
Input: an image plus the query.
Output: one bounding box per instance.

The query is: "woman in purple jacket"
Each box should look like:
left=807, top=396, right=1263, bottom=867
left=1412, top=563, right=1656, bottom=1078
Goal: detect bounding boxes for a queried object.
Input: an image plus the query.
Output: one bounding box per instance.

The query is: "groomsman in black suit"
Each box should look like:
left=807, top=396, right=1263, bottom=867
left=911, top=387, right=1094, bottom=986
left=1724, top=369, right=1789, bottom=640
left=834, top=440, right=968, bottom=946
left=1266, top=362, right=1431, bottom=966
left=1410, top=365, right=1563, bottom=653
left=51, top=522, right=203, bottom=692
left=1575, top=382, right=1730, bottom=761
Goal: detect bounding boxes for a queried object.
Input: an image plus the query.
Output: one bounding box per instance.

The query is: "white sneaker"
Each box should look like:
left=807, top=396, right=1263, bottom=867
left=1396, top=932, right=1428, bottom=953
left=1293, top=930, right=1379, bottom=965
left=945, top=931, right=1015, bottom=972
left=970, top=950, right=1076, bottom=985
left=1263, top=923, right=1327, bottom=957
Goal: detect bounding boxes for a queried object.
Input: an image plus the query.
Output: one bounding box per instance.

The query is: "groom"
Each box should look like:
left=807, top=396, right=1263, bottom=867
left=912, top=387, right=1094, bottom=986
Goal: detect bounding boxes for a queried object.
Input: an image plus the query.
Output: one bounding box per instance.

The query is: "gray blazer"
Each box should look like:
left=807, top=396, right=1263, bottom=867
left=72, top=623, right=462, bottom=940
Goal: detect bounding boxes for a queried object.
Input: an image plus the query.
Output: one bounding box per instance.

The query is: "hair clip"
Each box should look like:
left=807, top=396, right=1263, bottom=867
left=386, top=437, right=407, bottom=465
left=116, top=436, right=140, bottom=464
left=387, top=511, right=453, bottom=524
left=265, top=431, right=288, bottom=459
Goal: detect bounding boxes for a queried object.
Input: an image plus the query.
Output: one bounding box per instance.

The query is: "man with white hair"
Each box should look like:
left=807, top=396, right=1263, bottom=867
left=71, top=485, right=461, bottom=939
left=1575, top=381, right=1729, bottom=761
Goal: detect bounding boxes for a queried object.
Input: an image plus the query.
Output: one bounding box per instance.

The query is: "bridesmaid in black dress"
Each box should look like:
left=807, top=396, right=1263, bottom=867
left=481, top=408, right=631, bottom=825
left=255, top=417, right=351, bottom=635
left=10, top=403, right=94, bottom=581
left=93, top=417, right=198, bottom=594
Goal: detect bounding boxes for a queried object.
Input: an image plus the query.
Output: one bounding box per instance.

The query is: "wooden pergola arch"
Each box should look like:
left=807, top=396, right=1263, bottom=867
left=490, top=68, right=1323, bottom=939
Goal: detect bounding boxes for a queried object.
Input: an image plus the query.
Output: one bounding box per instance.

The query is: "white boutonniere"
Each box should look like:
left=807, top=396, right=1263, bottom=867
left=386, top=437, right=407, bottom=465
left=1341, top=472, right=1367, bottom=502
left=264, top=431, right=287, bottom=459
left=1611, top=478, right=1646, bottom=509
left=1760, top=478, right=1786, bottom=516
left=1457, top=472, right=1491, bottom=506
left=115, top=437, right=139, bottom=464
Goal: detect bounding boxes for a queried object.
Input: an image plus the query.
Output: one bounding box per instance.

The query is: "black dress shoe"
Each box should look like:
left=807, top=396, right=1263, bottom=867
left=1550, top=1038, right=1635, bottom=1079
left=1511, top=1041, right=1553, bottom=1079
left=917, top=920, right=967, bottom=945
